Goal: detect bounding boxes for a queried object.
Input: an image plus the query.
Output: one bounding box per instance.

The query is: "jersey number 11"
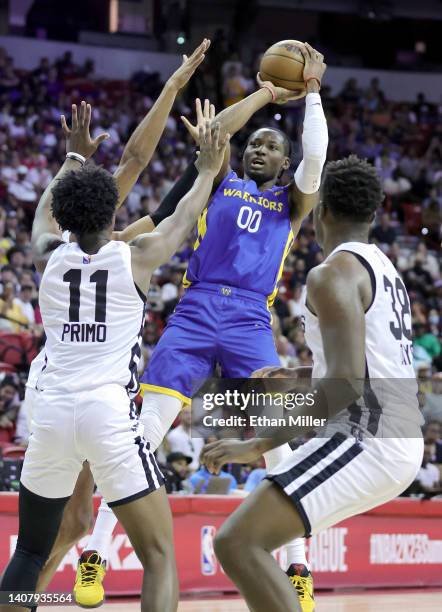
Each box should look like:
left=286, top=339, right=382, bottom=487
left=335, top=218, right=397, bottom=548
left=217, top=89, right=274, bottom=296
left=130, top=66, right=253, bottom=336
left=63, top=269, right=108, bottom=323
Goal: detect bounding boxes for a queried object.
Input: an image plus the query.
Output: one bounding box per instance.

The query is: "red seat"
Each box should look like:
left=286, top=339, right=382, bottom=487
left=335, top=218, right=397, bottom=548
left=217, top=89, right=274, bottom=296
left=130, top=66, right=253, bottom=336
left=0, top=332, right=39, bottom=371
left=0, top=428, right=14, bottom=443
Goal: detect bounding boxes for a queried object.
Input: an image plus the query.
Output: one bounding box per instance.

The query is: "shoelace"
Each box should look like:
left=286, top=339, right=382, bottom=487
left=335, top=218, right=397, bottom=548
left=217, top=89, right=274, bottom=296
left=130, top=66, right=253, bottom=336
left=289, top=575, right=307, bottom=598
left=79, top=563, right=100, bottom=586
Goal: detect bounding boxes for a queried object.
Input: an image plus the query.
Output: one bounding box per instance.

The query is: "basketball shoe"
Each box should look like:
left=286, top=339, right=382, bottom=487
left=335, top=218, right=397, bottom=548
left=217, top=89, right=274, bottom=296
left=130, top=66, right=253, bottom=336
left=287, top=563, right=315, bottom=612
left=73, top=550, right=106, bottom=608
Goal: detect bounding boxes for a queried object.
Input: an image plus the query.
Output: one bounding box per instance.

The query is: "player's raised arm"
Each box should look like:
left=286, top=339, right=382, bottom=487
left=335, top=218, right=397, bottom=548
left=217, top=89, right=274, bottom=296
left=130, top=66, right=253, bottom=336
left=181, top=81, right=305, bottom=187
left=113, top=39, right=209, bottom=206
left=288, top=43, right=328, bottom=234
left=112, top=101, right=217, bottom=242
left=130, top=121, right=229, bottom=280
left=32, top=102, right=109, bottom=273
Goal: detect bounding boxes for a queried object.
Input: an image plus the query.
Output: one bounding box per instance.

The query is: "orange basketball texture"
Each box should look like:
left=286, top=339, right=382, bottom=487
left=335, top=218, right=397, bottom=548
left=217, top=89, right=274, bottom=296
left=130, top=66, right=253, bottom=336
left=259, top=40, right=306, bottom=90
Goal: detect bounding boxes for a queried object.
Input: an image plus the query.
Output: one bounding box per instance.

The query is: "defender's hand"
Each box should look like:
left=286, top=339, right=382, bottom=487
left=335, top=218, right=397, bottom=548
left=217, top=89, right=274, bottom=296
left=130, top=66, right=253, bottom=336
left=167, top=39, right=210, bottom=92
left=195, top=121, right=230, bottom=176
left=181, top=98, right=216, bottom=144
left=61, top=101, right=109, bottom=159
left=201, top=439, right=263, bottom=474
left=256, top=73, right=306, bottom=105
left=301, top=43, right=326, bottom=91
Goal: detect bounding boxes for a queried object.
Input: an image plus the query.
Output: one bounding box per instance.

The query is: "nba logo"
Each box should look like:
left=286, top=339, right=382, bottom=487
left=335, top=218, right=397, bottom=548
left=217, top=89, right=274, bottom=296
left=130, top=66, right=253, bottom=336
left=83, top=255, right=91, bottom=264
left=201, top=526, right=217, bottom=575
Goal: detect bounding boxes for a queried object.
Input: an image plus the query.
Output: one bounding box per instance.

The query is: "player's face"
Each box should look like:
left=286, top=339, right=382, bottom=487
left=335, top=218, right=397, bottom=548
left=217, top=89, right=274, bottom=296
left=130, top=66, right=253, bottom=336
left=243, top=129, right=290, bottom=184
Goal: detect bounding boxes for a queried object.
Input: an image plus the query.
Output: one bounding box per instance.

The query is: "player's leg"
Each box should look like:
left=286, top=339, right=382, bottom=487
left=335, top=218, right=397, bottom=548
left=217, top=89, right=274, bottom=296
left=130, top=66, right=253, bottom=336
left=73, top=496, right=117, bottom=608
left=111, top=488, right=178, bottom=612
left=0, top=390, right=82, bottom=610
left=219, top=295, right=313, bottom=608
left=37, top=462, right=95, bottom=592
left=73, top=393, right=181, bottom=608
left=0, top=485, right=72, bottom=612
left=262, top=445, right=313, bottom=610
left=214, top=479, right=304, bottom=612
left=83, top=385, right=178, bottom=612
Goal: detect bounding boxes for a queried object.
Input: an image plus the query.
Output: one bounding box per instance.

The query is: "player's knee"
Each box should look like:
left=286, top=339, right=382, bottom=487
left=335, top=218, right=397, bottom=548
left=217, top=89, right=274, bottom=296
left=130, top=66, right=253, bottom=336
left=134, top=533, right=175, bottom=571
left=214, top=524, right=244, bottom=566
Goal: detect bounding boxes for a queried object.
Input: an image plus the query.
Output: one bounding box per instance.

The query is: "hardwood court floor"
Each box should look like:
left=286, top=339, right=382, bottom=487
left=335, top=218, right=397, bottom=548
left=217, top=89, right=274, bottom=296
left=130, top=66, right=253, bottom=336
left=40, top=589, right=442, bottom=611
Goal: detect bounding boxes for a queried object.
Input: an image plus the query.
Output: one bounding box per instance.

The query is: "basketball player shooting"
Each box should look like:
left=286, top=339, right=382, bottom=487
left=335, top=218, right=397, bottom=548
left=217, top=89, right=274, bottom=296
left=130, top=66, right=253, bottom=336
left=78, top=42, right=327, bottom=611
left=201, top=156, right=424, bottom=612
left=0, top=102, right=229, bottom=612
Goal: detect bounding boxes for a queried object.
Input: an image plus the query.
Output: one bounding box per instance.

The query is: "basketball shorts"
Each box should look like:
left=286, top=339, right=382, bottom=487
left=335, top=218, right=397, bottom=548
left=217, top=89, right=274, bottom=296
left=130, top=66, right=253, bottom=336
left=140, top=282, right=280, bottom=404
left=23, top=385, right=38, bottom=432
left=21, top=384, right=164, bottom=506
left=267, top=431, right=423, bottom=537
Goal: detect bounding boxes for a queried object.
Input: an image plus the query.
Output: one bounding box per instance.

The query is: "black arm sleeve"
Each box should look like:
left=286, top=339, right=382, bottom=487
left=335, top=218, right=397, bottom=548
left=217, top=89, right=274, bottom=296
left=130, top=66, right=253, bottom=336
left=150, top=157, right=199, bottom=226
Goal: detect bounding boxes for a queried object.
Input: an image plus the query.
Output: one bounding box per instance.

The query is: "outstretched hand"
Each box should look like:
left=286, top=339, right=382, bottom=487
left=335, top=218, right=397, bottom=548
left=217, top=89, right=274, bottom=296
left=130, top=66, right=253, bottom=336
left=300, top=42, right=327, bottom=90
left=181, top=98, right=216, bottom=144
left=200, top=438, right=263, bottom=474
left=195, top=120, right=230, bottom=176
left=168, top=39, right=210, bottom=92
left=61, top=101, right=109, bottom=159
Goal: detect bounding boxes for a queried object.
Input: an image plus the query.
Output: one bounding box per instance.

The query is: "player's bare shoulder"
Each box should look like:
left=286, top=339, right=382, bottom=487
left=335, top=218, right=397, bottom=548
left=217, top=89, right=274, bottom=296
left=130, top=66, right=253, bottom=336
left=307, top=250, right=372, bottom=311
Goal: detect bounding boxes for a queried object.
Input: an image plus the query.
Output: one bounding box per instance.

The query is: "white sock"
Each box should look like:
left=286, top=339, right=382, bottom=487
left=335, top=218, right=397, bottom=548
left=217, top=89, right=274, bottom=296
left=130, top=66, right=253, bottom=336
left=141, top=392, right=182, bottom=452
left=84, top=498, right=117, bottom=562
left=264, top=444, right=310, bottom=572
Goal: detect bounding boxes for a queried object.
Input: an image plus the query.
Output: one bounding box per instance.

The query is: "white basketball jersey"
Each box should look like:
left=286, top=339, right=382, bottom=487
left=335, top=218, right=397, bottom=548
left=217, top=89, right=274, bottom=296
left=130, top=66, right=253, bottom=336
left=304, top=241, right=423, bottom=431
left=37, top=241, right=145, bottom=394
left=26, top=231, right=72, bottom=390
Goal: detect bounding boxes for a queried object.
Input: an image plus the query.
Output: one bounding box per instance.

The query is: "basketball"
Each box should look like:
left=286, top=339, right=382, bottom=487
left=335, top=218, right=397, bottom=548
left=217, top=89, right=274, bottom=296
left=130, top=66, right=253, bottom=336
left=259, top=40, right=306, bottom=90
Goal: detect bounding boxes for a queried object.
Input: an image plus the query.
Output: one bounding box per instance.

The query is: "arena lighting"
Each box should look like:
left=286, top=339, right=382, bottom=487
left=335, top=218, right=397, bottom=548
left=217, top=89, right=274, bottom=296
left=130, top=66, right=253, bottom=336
left=177, top=34, right=186, bottom=45
left=274, top=113, right=282, bottom=121
left=421, top=227, right=429, bottom=235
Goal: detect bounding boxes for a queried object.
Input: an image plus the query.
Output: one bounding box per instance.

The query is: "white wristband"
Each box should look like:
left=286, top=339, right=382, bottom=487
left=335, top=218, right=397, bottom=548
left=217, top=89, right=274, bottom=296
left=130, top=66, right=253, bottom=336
left=294, top=92, right=328, bottom=194
left=66, top=152, right=86, bottom=165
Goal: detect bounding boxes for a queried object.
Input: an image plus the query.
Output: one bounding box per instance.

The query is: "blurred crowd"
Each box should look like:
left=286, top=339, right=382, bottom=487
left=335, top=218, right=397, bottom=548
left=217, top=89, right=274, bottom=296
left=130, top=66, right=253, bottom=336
left=0, top=45, right=440, bottom=494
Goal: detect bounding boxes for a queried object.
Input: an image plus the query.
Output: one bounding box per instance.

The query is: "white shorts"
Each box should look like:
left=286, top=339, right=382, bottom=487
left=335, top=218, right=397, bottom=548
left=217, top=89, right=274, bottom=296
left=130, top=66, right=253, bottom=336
left=21, top=384, right=164, bottom=506
left=267, top=431, right=423, bottom=537
left=24, top=386, right=38, bottom=432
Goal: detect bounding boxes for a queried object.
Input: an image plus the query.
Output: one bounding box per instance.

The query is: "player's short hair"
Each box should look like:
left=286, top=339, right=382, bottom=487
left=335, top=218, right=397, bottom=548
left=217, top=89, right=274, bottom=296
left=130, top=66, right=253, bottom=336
left=246, top=127, right=292, bottom=158
left=322, top=155, right=383, bottom=222
left=51, top=165, right=118, bottom=235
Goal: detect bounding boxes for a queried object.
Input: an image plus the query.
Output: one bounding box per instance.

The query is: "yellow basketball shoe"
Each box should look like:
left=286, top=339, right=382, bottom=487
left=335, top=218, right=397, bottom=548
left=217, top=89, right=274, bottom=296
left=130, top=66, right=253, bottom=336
left=286, top=564, right=315, bottom=612
left=73, top=551, right=106, bottom=608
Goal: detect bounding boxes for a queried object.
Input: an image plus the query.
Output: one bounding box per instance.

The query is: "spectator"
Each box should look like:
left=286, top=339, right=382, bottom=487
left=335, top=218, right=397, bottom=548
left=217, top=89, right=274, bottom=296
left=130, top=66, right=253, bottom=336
left=370, top=212, right=396, bottom=246
left=413, top=323, right=441, bottom=361
left=14, top=280, right=37, bottom=325
left=415, top=444, right=442, bottom=496
left=166, top=410, right=204, bottom=471
left=0, top=281, right=29, bottom=331
left=189, top=464, right=238, bottom=493
left=244, top=466, right=266, bottom=492
left=160, top=452, right=192, bottom=493
left=288, top=284, right=304, bottom=318
left=0, top=376, right=20, bottom=430
left=423, top=420, right=442, bottom=463
left=7, top=165, right=37, bottom=204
